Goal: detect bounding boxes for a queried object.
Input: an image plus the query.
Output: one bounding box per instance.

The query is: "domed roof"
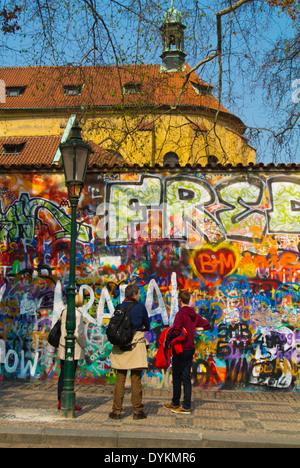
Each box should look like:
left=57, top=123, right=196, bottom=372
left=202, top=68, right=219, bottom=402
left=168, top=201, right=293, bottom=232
left=163, top=1, right=183, bottom=24
left=163, top=7, right=182, bottom=23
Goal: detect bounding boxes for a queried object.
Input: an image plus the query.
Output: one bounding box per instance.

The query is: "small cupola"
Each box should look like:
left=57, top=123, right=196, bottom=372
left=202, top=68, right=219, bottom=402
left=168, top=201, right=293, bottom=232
left=160, top=1, right=186, bottom=73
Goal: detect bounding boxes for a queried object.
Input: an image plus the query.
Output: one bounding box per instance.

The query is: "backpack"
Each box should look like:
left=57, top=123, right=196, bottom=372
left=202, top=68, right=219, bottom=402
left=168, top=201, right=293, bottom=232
left=47, top=311, right=64, bottom=348
left=106, top=302, right=135, bottom=349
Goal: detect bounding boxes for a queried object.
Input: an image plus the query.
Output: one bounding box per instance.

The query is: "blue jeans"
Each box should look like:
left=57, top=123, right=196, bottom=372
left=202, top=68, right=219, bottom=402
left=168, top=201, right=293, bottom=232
left=172, top=349, right=194, bottom=410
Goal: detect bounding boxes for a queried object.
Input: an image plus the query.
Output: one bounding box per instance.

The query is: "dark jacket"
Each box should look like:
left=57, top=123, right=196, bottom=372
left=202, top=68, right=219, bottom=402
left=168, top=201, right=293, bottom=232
left=172, top=306, right=211, bottom=351
left=121, top=298, right=150, bottom=332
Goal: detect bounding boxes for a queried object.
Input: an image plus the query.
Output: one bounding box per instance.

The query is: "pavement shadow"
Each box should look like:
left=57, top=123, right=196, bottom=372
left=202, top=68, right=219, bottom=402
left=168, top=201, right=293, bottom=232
left=76, top=396, right=111, bottom=416
left=144, top=400, right=162, bottom=415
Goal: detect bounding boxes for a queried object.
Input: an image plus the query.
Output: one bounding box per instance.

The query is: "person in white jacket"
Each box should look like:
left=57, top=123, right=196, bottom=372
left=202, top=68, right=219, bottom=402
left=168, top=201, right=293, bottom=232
left=57, top=293, right=85, bottom=410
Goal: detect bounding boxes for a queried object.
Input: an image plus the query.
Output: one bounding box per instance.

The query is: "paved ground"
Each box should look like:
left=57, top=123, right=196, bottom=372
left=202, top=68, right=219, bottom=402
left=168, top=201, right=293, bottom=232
left=0, top=380, right=299, bottom=448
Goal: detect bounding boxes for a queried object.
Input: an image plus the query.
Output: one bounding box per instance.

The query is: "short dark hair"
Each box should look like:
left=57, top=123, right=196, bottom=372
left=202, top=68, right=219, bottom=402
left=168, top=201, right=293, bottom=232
left=179, top=290, right=191, bottom=305
left=125, top=284, right=140, bottom=298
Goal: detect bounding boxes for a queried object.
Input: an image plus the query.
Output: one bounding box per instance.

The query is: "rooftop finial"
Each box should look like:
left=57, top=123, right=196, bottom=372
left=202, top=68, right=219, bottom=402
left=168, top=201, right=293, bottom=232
left=164, top=1, right=182, bottom=23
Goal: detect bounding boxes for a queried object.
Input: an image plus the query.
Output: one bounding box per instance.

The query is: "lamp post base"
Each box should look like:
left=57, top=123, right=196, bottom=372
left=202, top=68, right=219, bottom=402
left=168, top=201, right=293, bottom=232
left=61, top=390, right=76, bottom=419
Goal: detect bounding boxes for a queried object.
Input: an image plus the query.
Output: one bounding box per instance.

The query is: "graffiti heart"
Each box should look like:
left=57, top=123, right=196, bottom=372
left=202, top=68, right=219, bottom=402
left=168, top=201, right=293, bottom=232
left=189, top=243, right=239, bottom=287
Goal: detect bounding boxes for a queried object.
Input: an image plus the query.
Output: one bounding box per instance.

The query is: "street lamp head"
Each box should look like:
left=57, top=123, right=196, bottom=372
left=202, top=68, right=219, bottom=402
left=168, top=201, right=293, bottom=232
left=60, top=121, right=92, bottom=198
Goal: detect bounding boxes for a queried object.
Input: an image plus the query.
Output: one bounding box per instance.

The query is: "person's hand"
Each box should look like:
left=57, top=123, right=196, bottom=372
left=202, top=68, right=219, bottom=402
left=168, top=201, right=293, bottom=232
left=196, top=327, right=204, bottom=332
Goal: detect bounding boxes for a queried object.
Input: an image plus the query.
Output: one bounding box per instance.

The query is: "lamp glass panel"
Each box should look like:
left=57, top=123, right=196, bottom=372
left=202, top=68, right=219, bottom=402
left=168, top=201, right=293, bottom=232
left=62, top=147, right=75, bottom=182
left=75, top=147, right=89, bottom=182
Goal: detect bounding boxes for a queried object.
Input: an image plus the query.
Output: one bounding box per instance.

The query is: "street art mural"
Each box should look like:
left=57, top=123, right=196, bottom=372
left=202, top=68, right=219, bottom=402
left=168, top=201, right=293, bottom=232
left=0, top=169, right=299, bottom=391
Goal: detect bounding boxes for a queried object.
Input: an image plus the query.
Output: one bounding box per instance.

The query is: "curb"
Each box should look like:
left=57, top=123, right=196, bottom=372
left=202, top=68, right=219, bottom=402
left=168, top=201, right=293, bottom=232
left=1, top=426, right=299, bottom=448
left=200, top=432, right=300, bottom=448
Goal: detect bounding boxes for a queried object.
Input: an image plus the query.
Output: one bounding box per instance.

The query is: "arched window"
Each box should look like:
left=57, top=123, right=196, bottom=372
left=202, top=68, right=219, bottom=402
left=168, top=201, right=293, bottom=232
left=163, top=152, right=179, bottom=167
left=207, top=155, right=218, bottom=166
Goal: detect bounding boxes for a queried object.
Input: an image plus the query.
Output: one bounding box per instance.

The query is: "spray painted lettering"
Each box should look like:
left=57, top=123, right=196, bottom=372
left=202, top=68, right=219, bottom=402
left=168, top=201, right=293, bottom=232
left=98, top=175, right=300, bottom=245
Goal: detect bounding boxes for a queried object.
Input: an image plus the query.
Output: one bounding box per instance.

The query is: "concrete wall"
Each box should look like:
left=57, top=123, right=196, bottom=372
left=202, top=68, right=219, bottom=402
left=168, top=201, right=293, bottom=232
left=0, top=168, right=299, bottom=391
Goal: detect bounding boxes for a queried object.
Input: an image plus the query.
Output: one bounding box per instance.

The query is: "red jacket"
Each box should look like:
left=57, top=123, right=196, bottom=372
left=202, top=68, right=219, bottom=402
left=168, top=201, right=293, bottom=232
left=155, top=326, right=187, bottom=369
left=172, top=306, right=211, bottom=351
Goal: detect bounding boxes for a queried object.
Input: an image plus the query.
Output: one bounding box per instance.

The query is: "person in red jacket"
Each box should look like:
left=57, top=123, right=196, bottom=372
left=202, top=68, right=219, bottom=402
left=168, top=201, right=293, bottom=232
left=163, top=290, right=211, bottom=414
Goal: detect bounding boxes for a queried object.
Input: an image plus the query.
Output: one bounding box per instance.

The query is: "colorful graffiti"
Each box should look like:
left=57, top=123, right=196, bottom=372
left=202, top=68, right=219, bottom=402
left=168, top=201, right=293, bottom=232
left=0, top=170, right=299, bottom=391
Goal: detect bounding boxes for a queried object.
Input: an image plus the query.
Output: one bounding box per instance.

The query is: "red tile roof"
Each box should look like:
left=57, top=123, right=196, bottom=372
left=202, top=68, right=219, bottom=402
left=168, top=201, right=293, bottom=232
left=0, top=135, right=123, bottom=168
left=0, top=63, right=243, bottom=129
left=0, top=135, right=61, bottom=166
left=88, top=141, right=124, bottom=167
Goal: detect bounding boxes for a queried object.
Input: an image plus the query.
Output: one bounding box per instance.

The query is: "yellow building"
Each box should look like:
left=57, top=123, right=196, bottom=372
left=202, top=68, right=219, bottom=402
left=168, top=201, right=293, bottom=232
left=0, top=6, right=255, bottom=168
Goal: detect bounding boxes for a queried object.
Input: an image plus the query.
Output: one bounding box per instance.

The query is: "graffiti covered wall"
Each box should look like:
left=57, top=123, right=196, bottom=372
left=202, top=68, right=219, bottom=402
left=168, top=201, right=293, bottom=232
left=0, top=168, right=299, bottom=391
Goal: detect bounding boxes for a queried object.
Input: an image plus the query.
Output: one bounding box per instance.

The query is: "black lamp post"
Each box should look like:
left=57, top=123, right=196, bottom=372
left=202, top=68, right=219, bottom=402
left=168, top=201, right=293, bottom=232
left=60, top=121, right=91, bottom=418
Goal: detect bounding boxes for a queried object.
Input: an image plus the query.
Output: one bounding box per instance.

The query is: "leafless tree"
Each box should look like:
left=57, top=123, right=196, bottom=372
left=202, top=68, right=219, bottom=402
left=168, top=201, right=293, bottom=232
left=0, top=0, right=298, bottom=164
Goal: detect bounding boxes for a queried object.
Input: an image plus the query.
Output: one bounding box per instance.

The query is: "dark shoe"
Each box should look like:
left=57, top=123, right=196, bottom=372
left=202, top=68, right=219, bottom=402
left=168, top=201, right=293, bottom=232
left=133, top=411, right=147, bottom=420
left=109, top=411, right=121, bottom=420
